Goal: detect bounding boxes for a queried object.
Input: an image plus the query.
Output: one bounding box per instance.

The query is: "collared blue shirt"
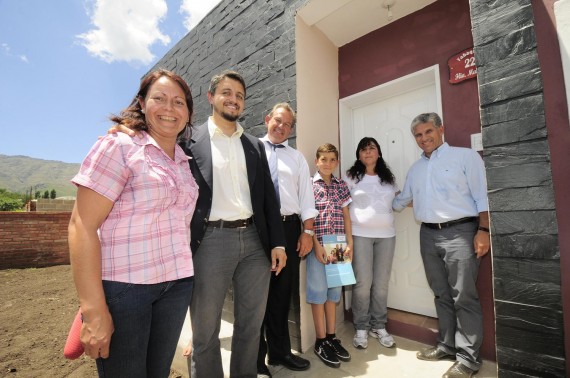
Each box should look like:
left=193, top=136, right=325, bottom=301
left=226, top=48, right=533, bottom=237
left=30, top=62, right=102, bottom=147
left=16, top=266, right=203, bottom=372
left=392, top=142, right=488, bottom=223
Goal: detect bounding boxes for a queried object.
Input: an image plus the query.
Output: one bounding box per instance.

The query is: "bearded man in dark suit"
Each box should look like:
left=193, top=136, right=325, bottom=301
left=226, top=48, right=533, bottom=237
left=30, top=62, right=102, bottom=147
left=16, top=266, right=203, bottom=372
left=183, top=70, right=286, bottom=378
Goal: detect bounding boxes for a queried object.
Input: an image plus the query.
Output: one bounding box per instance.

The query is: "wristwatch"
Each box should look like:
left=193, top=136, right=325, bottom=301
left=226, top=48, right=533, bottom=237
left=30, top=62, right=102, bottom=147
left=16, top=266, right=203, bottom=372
left=303, top=229, right=315, bottom=236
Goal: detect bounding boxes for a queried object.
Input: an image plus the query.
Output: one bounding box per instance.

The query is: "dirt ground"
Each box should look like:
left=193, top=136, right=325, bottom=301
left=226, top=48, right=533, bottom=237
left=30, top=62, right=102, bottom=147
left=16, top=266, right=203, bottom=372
left=0, top=265, right=185, bottom=378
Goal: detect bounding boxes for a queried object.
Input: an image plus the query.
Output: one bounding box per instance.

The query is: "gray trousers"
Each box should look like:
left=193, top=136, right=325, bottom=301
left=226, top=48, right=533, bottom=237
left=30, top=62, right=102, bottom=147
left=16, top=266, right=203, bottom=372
left=351, top=235, right=396, bottom=330
left=420, top=221, right=483, bottom=371
left=190, top=225, right=271, bottom=378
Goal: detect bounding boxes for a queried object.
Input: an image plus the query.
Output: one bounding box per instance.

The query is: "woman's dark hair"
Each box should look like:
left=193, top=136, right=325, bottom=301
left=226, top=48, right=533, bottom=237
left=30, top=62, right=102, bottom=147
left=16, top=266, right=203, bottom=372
left=110, top=68, right=193, bottom=141
left=346, top=137, right=395, bottom=185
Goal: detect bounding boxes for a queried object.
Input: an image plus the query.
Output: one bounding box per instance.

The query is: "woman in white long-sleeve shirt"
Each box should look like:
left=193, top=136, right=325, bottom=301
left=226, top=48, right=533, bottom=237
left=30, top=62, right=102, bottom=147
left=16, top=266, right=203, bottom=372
left=344, top=137, right=399, bottom=350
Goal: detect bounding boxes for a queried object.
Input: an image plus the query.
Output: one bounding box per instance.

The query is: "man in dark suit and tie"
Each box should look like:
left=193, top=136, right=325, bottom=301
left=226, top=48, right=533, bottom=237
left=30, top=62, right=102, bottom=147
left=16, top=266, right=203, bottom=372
left=257, top=103, right=317, bottom=377
left=183, top=70, right=287, bottom=378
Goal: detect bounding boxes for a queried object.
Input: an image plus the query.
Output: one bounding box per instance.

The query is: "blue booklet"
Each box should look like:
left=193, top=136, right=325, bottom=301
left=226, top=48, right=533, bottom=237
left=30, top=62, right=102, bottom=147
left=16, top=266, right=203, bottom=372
left=322, top=234, right=356, bottom=288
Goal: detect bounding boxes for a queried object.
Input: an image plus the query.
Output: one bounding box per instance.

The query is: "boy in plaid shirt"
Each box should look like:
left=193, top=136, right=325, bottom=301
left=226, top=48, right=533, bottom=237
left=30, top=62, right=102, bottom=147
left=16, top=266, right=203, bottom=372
left=307, top=143, right=353, bottom=368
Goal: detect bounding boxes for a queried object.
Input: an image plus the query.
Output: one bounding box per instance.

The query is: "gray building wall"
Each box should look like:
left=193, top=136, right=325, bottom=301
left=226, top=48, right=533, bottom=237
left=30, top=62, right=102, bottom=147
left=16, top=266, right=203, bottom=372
left=471, top=0, right=565, bottom=376
left=34, top=199, right=75, bottom=212
left=152, top=0, right=309, bottom=147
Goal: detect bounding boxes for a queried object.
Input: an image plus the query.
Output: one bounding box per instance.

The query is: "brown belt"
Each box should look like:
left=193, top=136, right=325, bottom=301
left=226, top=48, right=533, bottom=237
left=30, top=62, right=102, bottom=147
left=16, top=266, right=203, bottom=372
left=422, top=217, right=477, bottom=230
left=208, top=217, right=253, bottom=229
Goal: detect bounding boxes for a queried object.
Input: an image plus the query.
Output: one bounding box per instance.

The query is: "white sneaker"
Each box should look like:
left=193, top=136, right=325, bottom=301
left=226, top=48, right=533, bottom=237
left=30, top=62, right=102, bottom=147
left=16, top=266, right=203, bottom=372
left=353, top=329, right=368, bottom=349
left=369, top=328, right=395, bottom=348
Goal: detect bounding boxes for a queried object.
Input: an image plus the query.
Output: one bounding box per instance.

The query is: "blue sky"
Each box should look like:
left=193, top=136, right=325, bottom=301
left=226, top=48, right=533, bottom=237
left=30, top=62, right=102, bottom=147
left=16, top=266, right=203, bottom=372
left=0, top=0, right=220, bottom=164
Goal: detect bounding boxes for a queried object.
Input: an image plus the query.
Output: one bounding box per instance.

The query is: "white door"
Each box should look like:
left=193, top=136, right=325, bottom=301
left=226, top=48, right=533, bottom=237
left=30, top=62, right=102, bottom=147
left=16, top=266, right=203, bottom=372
left=339, top=66, right=441, bottom=317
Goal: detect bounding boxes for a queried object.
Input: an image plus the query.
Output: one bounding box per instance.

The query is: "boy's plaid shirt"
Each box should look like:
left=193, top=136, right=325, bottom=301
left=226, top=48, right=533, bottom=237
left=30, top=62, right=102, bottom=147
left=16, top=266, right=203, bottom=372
left=312, top=172, right=352, bottom=244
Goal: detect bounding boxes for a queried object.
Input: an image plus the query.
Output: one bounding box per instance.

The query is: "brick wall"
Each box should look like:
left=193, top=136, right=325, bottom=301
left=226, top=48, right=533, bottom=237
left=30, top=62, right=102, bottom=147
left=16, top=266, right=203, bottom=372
left=35, top=199, right=75, bottom=212
left=0, top=212, right=71, bottom=269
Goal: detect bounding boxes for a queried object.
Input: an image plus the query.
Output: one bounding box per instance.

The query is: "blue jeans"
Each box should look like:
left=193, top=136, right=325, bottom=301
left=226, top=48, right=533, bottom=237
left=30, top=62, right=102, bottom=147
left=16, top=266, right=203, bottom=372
left=306, top=248, right=342, bottom=304
left=96, top=276, right=193, bottom=378
left=190, top=225, right=271, bottom=378
left=351, top=235, right=396, bottom=330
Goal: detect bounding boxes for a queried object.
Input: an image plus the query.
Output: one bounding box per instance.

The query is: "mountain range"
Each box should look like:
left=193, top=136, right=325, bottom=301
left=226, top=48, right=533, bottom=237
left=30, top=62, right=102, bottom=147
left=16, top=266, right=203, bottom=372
left=0, top=154, right=80, bottom=198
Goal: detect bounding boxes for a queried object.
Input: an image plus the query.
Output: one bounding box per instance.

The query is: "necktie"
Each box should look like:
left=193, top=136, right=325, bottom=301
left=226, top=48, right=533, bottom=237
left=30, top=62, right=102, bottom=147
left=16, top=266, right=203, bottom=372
left=267, top=141, right=285, bottom=204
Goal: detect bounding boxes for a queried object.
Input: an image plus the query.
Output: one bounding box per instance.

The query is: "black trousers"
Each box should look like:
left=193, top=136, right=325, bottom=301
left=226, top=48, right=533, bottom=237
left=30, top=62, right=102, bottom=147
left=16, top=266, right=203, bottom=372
left=258, top=218, right=302, bottom=365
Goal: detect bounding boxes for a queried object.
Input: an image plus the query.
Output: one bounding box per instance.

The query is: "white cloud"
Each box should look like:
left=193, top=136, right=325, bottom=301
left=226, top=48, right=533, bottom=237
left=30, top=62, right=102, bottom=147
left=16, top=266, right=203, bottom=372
left=77, top=0, right=170, bottom=65
left=1, top=43, right=29, bottom=63
left=179, top=0, right=221, bottom=31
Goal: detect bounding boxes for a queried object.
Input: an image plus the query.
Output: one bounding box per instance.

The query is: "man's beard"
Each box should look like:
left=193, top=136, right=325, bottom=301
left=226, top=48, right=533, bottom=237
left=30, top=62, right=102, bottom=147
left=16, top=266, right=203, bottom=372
left=221, top=111, right=239, bottom=122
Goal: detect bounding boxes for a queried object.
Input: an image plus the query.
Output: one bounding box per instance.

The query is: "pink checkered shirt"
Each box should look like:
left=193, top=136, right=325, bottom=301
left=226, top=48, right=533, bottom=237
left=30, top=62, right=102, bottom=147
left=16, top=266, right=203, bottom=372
left=72, top=132, right=198, bottom=284
left=312, top=172, right=352, bottom=244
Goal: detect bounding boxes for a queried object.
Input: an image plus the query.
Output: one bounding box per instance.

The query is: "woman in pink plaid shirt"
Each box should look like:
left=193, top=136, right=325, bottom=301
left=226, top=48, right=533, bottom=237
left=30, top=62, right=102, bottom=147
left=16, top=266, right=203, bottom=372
left=68, top=69, right=198, bottom=377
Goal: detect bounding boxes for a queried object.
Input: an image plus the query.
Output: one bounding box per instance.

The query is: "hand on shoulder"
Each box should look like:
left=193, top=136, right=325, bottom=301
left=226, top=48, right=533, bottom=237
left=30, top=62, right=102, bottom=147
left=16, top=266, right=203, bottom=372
left=105, top=124, right=138, bottom=137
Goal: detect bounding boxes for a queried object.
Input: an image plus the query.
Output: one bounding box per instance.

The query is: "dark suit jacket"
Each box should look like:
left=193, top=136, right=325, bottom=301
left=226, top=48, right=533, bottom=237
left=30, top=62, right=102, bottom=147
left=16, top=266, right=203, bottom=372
left=180, top=121, right=285, bottom=259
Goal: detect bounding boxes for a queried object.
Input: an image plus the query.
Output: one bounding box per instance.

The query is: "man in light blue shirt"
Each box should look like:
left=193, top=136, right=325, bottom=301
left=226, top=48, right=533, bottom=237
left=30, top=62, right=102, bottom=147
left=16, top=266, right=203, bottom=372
left=393, top=112, right=490, bottom=378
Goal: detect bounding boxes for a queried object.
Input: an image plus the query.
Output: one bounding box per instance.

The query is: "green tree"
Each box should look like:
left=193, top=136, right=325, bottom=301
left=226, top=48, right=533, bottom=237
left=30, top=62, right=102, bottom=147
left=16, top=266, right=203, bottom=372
left=35, top=191, right=41, bottom=199
left=0, top=188, right=24, bottom=211
left=43, top=190, right=49, bottom=199
left=50, top=189, right=56, bottom=199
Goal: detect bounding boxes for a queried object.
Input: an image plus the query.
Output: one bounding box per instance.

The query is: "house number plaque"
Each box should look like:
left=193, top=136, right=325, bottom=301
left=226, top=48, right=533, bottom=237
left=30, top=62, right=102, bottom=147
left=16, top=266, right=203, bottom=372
left=448, top=47, right=477, bottom=84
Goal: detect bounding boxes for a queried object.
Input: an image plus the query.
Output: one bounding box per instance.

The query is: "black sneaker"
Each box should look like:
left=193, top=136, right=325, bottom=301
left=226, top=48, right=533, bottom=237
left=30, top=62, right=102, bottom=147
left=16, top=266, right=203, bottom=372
left=314, top=341, right=340, bottom=368
left=326, top=338, right=351, bottom=362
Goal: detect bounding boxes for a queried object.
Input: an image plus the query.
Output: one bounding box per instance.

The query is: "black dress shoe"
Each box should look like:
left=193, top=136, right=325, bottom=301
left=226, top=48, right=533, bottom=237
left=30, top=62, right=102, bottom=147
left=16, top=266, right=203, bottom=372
left=268, top=353, right=310, bottom=371
left=416, top=347, right=456, bottom=361
left=257, top=364, right=272, bottom=378
left=443, top=361, right=476, bottom=378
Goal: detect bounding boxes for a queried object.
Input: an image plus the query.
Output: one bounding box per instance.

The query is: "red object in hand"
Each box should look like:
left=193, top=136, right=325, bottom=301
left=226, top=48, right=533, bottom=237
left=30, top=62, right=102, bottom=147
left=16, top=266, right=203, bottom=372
left=63, top=308, right=84, bottom=359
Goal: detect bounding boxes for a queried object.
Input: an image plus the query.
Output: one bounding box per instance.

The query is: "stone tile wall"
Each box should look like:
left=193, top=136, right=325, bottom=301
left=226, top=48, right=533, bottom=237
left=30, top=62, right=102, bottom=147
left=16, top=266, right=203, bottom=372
left=471, top=0, right=565, bottom=375
left=152, top=0, right=309, bottom=148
